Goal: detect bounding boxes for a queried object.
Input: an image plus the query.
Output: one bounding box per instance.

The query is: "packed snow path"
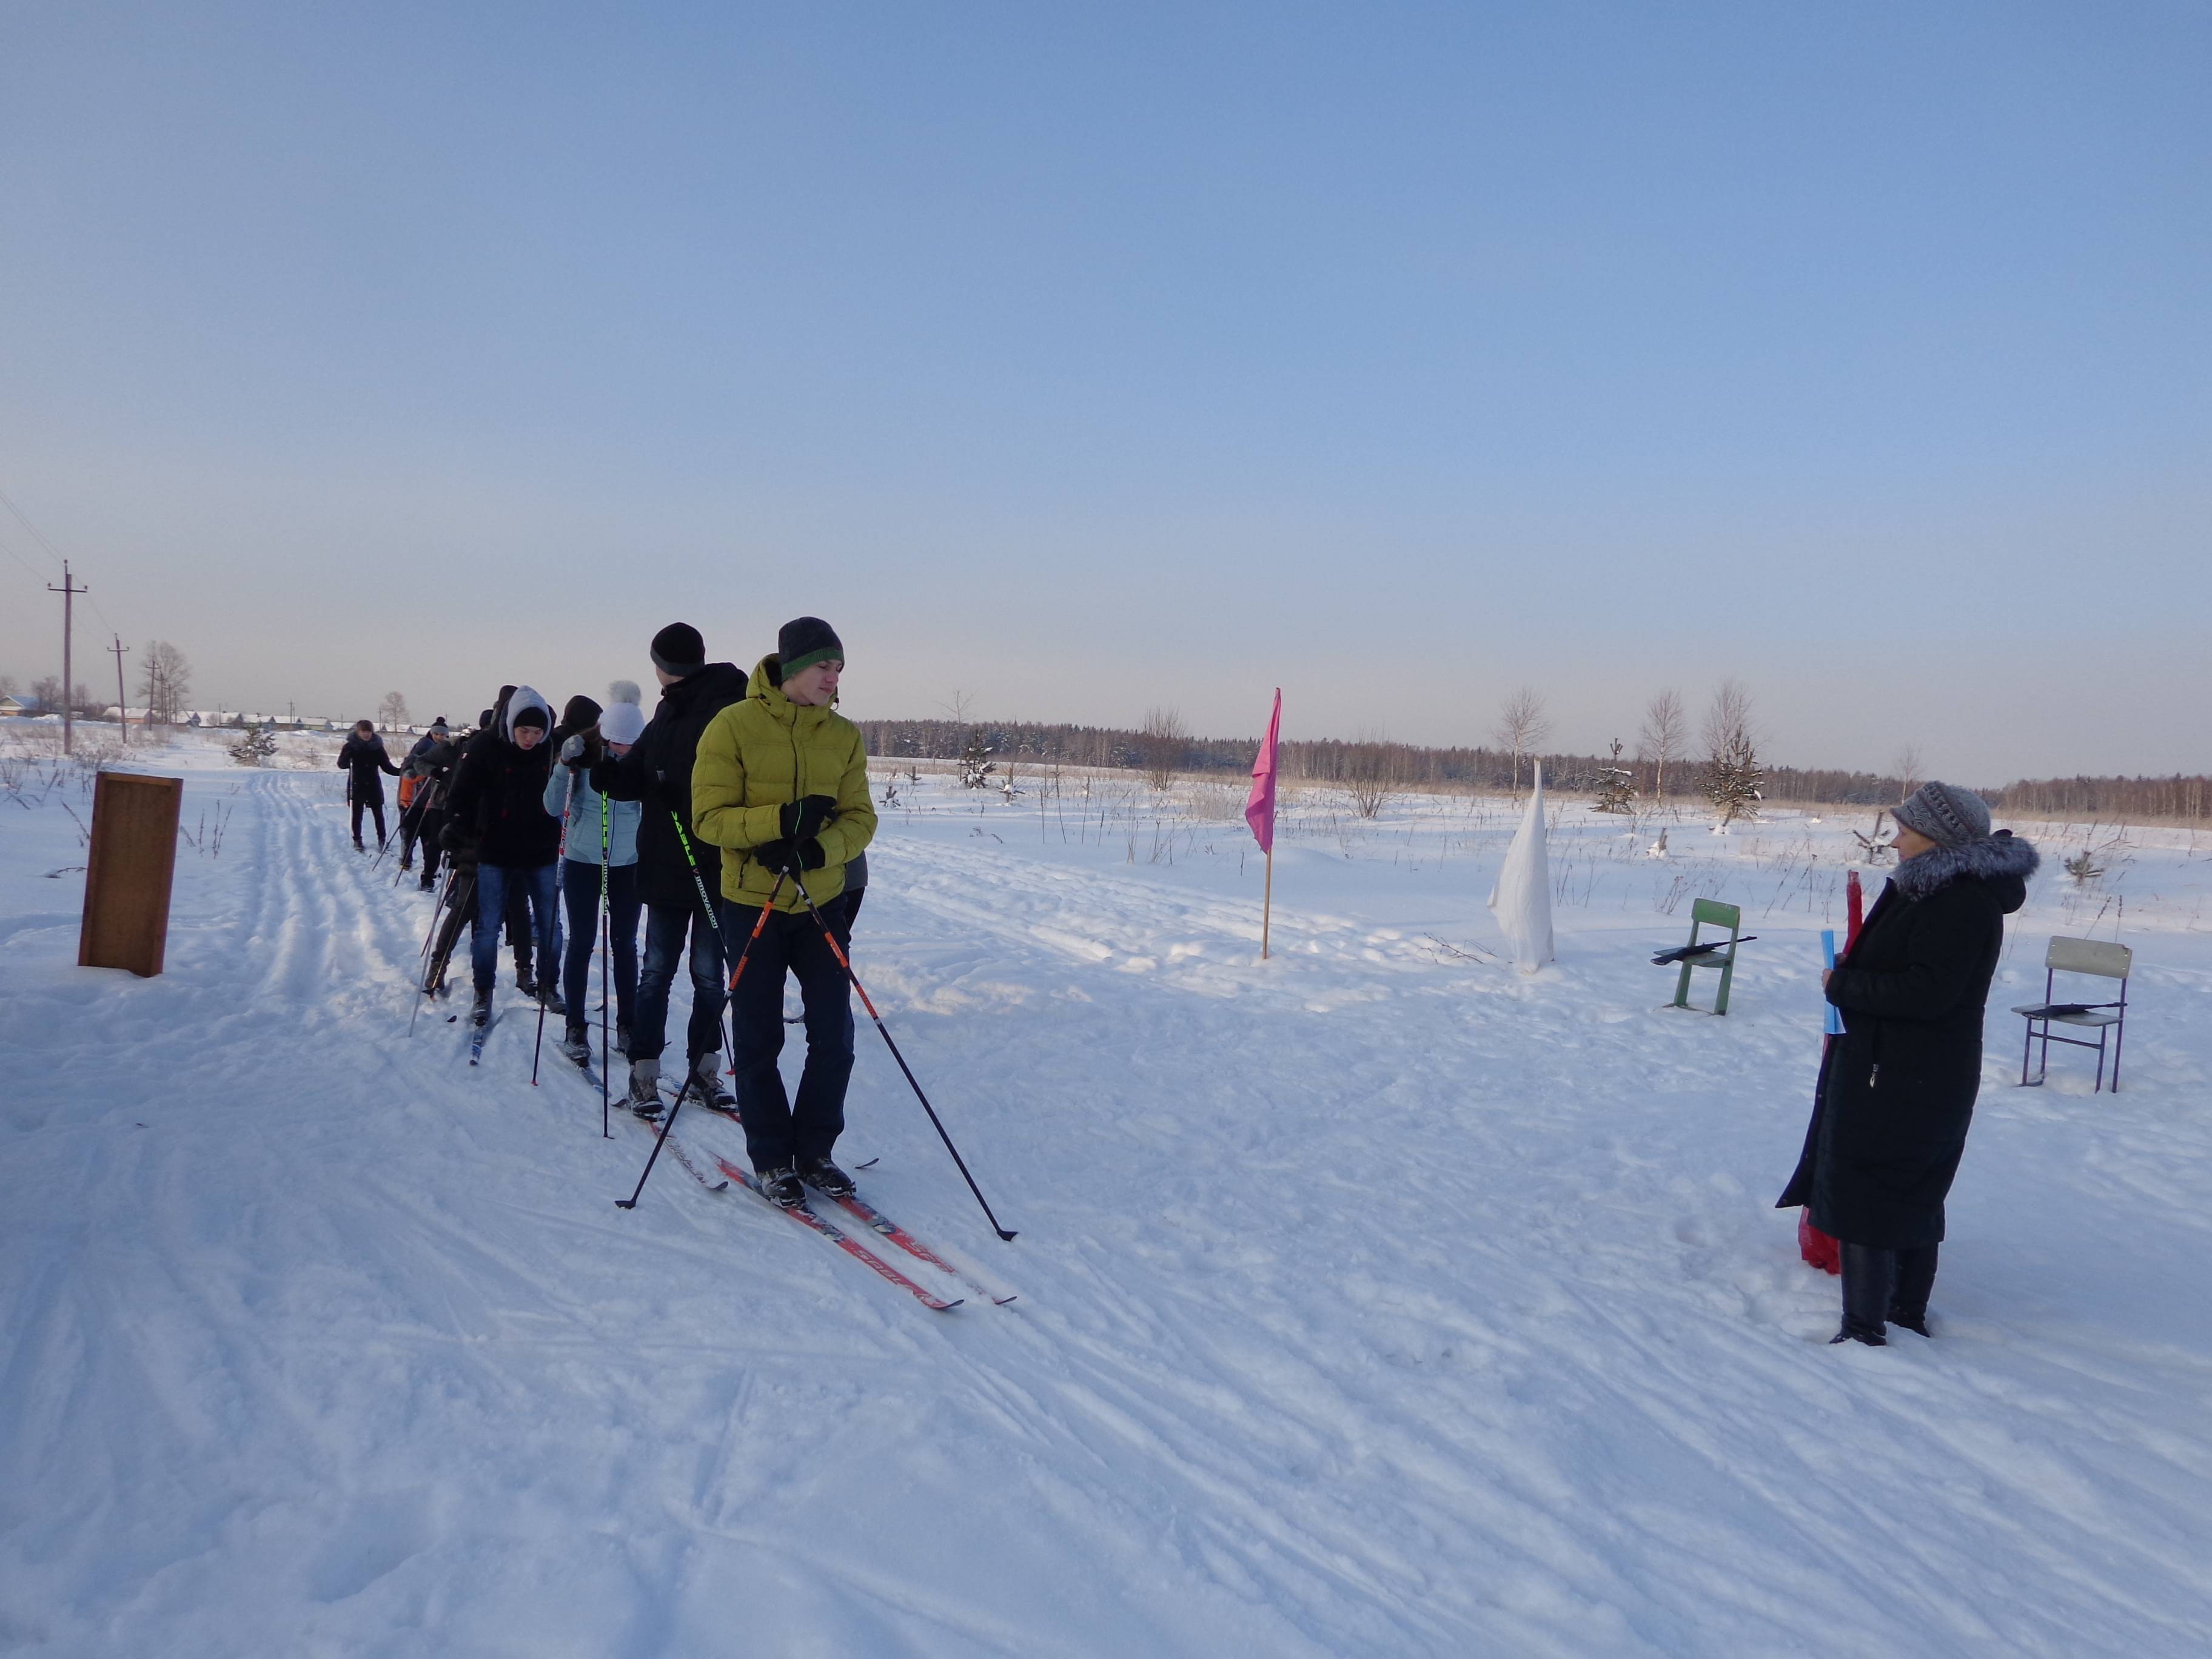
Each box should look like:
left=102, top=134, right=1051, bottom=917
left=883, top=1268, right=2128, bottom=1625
left=5, top=755, right=2212, bottom=1656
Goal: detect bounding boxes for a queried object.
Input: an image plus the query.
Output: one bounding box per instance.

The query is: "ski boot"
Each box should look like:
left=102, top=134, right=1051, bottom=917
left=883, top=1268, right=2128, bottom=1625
left=470, top=988, right=493, bottom=1028
left=799, top=1157, right=856, bottom=1199
left=622, top=1058, right=663, bottom=1118
left=558, top=1024, right=591, bottom=1067
left=614, top=1022, right=632, bottom=1059
left=682, top=1051, right=737, bottom=1115
left=756, top=1167, right=804, bottom=1209
left=538, top=984, right=567, bottom=1017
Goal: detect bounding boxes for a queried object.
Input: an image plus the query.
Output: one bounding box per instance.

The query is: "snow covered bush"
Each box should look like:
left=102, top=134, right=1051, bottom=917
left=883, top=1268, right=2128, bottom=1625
left=229, top=722, right=279, bottom=766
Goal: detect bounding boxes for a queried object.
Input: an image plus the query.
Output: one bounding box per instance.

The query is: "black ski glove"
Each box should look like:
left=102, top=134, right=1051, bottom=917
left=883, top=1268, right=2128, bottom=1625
left=752, top=837, right=830, bottom=876
left=779, top=794, right=839, bottom=840
left=750, top=837, right=799, bottom=874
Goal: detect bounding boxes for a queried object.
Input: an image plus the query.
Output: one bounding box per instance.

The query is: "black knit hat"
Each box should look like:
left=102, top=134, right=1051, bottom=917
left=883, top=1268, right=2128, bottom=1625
left=651, top=623, right=706, bottom=677
left=558, top=694, right=602, bottom=736
left=777, top=617, right=844, bottom=683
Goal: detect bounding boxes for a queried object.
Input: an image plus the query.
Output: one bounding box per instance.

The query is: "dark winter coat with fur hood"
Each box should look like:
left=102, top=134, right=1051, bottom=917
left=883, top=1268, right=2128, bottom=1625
left=589, top=662, right=749, bottom=911
left=442, top=688, right=561, bottom=870
left=1778, top=830, right=2039, bottom=1248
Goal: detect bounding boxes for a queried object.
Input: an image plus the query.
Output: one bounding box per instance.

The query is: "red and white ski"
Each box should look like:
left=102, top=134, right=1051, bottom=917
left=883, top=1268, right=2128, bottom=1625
left=710, top=1155, right=963, bottom=1313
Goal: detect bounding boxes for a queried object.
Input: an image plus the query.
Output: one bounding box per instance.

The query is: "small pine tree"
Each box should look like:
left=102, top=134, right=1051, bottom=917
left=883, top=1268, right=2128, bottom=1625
left=1593, top=739, right=1638, bottom=814
left=1704, top=739, right=1764, bottom=827
left=957, top=731, right=996, bottom=790
left=229, top=721, right=279, bottom=766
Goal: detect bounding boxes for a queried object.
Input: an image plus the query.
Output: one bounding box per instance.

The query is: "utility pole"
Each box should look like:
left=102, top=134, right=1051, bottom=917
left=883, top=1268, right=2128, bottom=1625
left=47, top=560, right=86, bottom=756
left=109, top=635, right=130, bottom=745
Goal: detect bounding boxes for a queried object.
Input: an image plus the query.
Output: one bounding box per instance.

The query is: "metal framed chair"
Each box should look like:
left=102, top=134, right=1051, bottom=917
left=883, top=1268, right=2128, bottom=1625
left=2012, top=937, right=2131, bottom=1091
left=1666, top=898, right=1744, bottom=1015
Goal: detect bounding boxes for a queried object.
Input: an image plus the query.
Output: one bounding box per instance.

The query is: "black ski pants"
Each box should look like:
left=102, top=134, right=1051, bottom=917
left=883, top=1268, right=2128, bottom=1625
left=559, top=859, right=641, bottom=1034
left=722, top=898, right=854, bottom=1173
left=350, top=797, right=388, bottom=847
left=632, top=900, right=726, bottom=1065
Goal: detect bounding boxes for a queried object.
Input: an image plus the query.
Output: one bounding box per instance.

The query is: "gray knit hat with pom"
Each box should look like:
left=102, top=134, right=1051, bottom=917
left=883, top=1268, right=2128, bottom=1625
left=1894, top=780, right=1992, bottom=848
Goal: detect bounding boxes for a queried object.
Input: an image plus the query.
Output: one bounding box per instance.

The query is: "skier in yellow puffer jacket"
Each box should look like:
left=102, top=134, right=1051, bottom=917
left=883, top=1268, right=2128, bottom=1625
left=690, top=617, right=878, bottom=1205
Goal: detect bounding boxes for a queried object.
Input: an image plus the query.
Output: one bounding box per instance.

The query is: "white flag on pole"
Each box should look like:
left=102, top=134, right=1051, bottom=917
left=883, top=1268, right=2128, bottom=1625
left=1487, top=760, right=1555, bottom=974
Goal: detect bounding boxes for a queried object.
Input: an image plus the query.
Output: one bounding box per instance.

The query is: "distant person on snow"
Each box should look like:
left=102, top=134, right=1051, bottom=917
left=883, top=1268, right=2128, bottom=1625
left=337, top=719, right=401, bottom=851
left=590, top=624, right=750, bottom=1115
left=546, top=682, right=646, bottom=1068
left=474, top=692, right=544, bottom=994
left=444, top=687, right=565, bottom=1030
left=1778, top=781, right=2039, bottom=1346
left=396, top=717, right=452, bottom=875
left=693, top=616, right=877, bottom=1207
left=399, top=719, right=458, bottom=885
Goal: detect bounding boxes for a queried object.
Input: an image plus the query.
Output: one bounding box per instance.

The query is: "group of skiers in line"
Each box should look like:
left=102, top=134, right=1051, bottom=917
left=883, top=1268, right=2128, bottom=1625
left=344, top=642, right=2043, bottom=1345
left=338, top=617, right=877, bottom=1208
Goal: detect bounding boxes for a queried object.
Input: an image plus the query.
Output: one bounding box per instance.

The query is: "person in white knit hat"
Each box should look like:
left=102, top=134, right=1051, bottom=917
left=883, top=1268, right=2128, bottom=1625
left=546, top=682, right=648, bottom=1067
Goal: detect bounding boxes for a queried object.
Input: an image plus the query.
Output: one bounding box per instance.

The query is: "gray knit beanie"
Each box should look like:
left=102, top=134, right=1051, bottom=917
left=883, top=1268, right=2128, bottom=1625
left=1894, top=780, right=1991, bottom=848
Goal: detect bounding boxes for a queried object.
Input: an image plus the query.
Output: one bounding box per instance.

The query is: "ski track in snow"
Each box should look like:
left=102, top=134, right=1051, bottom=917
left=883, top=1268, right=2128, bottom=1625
left=5, top=755, right=2212, bottom=1656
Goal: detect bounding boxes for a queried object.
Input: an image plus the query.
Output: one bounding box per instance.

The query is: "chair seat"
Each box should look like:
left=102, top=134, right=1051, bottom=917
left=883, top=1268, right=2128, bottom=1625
left=2013, top=1004, right=2122, bottom=1028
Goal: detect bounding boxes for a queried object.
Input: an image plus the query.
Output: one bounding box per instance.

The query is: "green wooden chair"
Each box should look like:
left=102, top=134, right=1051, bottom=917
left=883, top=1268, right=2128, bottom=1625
left=1668, top=898, right=1744, bottom=1015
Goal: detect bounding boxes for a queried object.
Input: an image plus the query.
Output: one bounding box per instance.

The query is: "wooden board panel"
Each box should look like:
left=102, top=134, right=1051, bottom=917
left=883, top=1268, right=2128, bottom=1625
left=78, top=771, right=183, bottom=978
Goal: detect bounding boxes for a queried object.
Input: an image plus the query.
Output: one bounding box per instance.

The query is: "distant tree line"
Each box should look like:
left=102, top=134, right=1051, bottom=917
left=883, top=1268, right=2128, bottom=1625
left=1984, top=774, right=2212, bottom=822
left=852, top=716, right=1926, bottom=806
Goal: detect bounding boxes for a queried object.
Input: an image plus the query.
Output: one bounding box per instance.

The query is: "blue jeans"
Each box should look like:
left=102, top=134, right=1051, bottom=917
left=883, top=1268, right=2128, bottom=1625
left=472, top=862, right=558, bottom=994
left=560, top=859, right=641, bottom=1031
left=721, top=899, right=854, bottom=1171
left=632, top=900, right=726, bottom=1064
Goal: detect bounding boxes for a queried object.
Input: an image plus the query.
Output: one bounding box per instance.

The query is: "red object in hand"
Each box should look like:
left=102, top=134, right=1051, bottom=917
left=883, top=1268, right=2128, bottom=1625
left=1845, top=868, right=1864, bottom=952
left=1798, top=1211, right=1841, bottom=1274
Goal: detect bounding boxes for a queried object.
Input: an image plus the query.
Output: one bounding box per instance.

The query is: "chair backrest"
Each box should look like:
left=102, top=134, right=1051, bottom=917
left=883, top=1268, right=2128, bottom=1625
left=1691, top=898, right=1741, bottom=931
left=2046, top=936, right=2131, bottom=979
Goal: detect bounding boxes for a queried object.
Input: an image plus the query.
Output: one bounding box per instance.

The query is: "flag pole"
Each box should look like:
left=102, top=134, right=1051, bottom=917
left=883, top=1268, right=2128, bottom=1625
left=1262, top=846, right=1273, bottom=960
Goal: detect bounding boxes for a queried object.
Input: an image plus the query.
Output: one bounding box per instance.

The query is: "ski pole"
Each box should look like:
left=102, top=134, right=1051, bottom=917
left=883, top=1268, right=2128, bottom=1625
left=407, top=866, right=455, bottom=1037
left=531, top=768, right=581, bottom=1087
left=387, top=785, right=436, bottom=886
left=600, top=792, right=611, bottom=1139
left=665, top=808, right=743, bottom=1079
left=783, top=865, right=1017, bottom=1242
left=617, top=874, right=785, bottom=1211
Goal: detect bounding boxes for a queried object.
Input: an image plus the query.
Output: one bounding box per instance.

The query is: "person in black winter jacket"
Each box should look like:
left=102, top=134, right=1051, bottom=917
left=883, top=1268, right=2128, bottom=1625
left=444, top=687, right=565, bottom=1027
left=1778, top=781, right=2039, bottom=1345
left=337, top=720, right=402, bottom=850
left=399, top=722, right=458, bottom=888
left=589, top=623, right=749, bottom=1112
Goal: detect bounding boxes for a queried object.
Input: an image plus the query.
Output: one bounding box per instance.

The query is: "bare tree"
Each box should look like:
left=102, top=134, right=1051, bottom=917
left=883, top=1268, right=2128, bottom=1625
left=1138, top=705, right=1188, bottom=789
left=1700, top=679, right=1763, bottom=826
left=1638, top=688, right=1685, bottom=802
left=1491, top=686, right=1552, bottom=796
left=30, top=674, right=62, bottom=712
left=1345, top=726, right=1398, bottom=819
left=136, top=642, right=192, bottom=725
left=1892, top=743, right=1924, bottom=803
left=0, top=673, right=18, bottom=698
left=378, top=691, right=410, bottom=729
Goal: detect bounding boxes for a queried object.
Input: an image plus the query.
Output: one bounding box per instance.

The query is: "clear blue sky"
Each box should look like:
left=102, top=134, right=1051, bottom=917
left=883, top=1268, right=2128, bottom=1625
left=2, top=1, right=2206, bottom=782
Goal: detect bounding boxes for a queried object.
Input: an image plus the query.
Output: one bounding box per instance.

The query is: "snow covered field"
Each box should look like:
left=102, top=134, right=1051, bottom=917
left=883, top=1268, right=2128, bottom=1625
left=5, top=734, right=2211, bottom=1657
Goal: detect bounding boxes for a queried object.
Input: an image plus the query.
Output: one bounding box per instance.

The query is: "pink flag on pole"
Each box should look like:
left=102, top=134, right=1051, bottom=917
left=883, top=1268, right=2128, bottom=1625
left=1245, top=689, right=1281, bottom=854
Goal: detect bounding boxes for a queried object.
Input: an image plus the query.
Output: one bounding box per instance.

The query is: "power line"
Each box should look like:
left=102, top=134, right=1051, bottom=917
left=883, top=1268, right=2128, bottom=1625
left=0, top=485, right=67, bottom=573
left=0, top=530, right=50, bottom=584
left=0, top=484, right=127, bottom=647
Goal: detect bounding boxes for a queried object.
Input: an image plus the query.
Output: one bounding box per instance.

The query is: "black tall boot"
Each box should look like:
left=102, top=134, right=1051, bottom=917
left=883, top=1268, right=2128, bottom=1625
left=1888, top=1245, right=1939, bottom=1336
left=1833, top=1244, right=1893, bottom=1346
